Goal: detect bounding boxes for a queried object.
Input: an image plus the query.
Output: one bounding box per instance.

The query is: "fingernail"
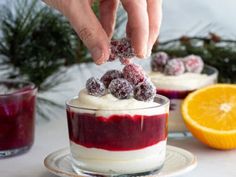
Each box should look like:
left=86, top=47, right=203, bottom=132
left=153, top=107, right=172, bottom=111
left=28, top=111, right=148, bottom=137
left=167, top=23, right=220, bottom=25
left=136, top=48, right=147, bottom=58
left=91, top=47, right=103, bottom=63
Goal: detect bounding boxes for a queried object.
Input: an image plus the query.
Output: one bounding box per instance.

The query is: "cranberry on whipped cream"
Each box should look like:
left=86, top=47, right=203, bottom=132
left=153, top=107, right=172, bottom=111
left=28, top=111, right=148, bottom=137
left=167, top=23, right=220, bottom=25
left=67, top=90, right=168, bottom=175
left=66, top=50, right=169, bottom=175
left=149, top=52, right=218, bottom=132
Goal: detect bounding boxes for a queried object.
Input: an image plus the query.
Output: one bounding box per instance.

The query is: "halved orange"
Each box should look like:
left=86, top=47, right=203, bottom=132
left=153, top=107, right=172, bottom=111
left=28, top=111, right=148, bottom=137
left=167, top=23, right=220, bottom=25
left=182, top=84, right=236, bottom=150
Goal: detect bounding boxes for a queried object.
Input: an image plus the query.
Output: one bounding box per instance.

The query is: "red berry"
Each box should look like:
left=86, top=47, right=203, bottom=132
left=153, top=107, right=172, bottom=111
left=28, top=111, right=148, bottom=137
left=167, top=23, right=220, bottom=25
left=164, top=59, right=185, bottom=76
left=108, top=78, right=133, bottom=99
left=117, top=38, right=135, bottom=59
left=108, top=38, right=135, bottom=64
left=108, top=52, right=117, bottom=62
left=86, top=77, right=106, bottom=96
left=100, top=70, right=124, bottom=88
left=123, top=64, right=146, bottom=85
left=134, top=80, right=156, bottom=101
left=183, top=55, right=204, bottom=73
left=151, top=52, right=169, bottom=72
left=108, top=40, right=120, bottom=62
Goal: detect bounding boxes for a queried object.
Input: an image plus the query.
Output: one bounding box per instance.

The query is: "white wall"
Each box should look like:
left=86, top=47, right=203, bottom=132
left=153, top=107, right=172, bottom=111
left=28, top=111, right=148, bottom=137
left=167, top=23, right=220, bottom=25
left=160, top=0, right=236, bottom=40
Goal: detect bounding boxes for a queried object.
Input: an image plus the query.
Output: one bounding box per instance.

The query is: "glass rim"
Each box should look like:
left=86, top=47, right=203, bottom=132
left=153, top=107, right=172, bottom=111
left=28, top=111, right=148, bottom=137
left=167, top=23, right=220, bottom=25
left=66, top=94, right=170, bottom=111
left=203, top=64, right=219, bottom=75
left=0, top=79, right=37, bottom=97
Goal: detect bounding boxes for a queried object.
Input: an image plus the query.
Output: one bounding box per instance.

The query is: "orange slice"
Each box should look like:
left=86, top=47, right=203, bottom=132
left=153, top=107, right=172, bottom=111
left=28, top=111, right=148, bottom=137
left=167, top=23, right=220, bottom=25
left=182, top=84, right=236, bottom=150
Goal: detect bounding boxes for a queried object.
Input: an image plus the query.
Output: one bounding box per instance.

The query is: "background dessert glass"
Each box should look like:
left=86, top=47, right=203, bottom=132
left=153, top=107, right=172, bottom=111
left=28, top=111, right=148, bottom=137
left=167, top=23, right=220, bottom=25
left=66, top=95, right=169, bottom=176
left=0, top=80, right=37, bottom=158
left=150, top=65, right=218, bottom=134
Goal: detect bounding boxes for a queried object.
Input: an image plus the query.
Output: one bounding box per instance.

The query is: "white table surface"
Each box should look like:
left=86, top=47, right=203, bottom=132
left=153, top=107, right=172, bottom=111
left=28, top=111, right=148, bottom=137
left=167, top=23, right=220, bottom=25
left=1, top=114, right=236, bottom=177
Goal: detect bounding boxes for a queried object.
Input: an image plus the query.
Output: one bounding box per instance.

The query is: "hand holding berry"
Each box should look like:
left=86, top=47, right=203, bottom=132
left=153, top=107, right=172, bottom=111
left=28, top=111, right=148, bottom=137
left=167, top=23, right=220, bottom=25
left=43, top=0, right=163, bottom=64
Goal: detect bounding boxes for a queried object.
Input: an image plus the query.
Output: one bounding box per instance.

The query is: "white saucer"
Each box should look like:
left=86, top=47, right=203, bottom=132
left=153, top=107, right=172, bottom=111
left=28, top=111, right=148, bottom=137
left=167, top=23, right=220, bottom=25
left=44, top=145, right=197, bottom=177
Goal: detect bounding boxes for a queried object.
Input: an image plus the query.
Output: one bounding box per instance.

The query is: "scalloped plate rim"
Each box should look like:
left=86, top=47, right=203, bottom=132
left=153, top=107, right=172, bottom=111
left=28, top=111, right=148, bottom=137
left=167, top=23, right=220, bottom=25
left=44, top=145, right=197, bottom=177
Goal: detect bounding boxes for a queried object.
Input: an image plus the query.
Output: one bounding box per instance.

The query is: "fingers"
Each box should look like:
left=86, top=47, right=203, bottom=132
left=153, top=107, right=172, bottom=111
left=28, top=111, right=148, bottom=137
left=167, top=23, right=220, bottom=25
left=43, top=0, right=110, bottom=65
left=99, top=0, right=119, bottom=39
left=121, top=0, right=149, bottom=58
left=147, top=0, right=163, bottom=56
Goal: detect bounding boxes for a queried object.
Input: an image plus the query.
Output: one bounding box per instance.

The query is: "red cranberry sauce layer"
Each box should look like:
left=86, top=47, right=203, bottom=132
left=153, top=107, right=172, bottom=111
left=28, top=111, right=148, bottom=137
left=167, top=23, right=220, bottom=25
left=156, top=89, right=193, bottom=99
left=67, top=111, right=168, bottom=151
left=0, top=93, right=36, bottom=150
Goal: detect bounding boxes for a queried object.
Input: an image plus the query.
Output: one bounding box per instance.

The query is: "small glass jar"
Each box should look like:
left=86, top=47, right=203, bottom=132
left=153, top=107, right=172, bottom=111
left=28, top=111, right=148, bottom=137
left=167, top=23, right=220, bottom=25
left=66, top=95, right=169, bottom=176
left=0, top=80, right=37, bottom=158
left=150, top=65, right=218, bottom=134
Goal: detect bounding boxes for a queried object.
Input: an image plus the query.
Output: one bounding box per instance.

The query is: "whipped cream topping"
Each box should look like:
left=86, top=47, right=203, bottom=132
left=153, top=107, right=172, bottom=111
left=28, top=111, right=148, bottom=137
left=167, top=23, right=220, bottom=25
left=73, top=89, right=159, bottom=109
left=68, top=89, right=168, bottom=116
left=149, top=72, right=216, bottom=91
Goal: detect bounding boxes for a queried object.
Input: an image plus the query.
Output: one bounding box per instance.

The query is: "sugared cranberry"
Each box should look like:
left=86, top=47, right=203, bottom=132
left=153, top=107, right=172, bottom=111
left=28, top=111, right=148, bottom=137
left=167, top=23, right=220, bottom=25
left=108, top=52, right=117, bottom=62
left=108, top=78, right=133, bottom=99
left=108, top=38, right=135, bottom=64
left=100, top=70, right=124, bottom=88
left=117, top=38, right=135, bottom=59
left=183, top=55, right=204, bottom=73
left=108, top=40, right=120, bottom=61
left=164, top=58, right=185, bottom=76
left=151, top=52, right=169, bottom=72
left=123, top=64, right=145, bottom=85
left=134, top=80, right=156, bottom=101
left=86, top=77, right=106, bottom=96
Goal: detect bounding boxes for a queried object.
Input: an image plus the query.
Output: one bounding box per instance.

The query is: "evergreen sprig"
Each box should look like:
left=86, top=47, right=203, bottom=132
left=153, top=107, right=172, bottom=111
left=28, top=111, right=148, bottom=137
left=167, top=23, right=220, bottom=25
left=0, top=0, right=83, bottom=90
left=153, top=34, right=236, bottom=83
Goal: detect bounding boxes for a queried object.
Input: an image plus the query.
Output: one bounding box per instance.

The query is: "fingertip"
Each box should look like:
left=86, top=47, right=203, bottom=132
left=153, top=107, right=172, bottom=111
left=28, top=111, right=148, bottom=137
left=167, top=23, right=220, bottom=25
left=131, top=37, right=148, bottom=58
left=91, top=45, right=110, bottom=65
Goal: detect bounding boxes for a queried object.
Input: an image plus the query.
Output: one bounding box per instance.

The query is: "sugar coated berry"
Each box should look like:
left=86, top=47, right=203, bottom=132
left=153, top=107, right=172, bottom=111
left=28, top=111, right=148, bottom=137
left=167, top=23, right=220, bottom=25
left=183, top=55, right=204, bottom=73
left=108, top=78, right=133, bottom=99
left=86, top=77, right=106, bottom=96
left=108, top=40, right=120, bottom=62
left=164, top=58, right=185, bottom=76
left=108, top=38, right=135, bottom=64
left=134, top=80, right=156, bottom=101
left=100, top=70, right=124, bottom=88
left=117, top=38, right=135, bottom=59
left=123, top=64, right=145, bottom=85
left=151, top=52, right=169, bottom=72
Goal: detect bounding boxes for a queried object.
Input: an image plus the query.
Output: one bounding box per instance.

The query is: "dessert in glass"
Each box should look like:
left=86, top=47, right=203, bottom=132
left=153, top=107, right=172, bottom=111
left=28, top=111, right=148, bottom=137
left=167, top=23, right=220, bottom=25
left=149, top=52, right=218, bottom=133
left=66, top=62, right=169, bottom=176
left=0, top=80, right=37, bottom=158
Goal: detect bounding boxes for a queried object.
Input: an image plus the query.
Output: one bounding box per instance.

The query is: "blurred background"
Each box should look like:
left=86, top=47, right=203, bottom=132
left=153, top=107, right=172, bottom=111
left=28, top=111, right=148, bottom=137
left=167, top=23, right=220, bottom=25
left=0, top=0, right=235, bottom=121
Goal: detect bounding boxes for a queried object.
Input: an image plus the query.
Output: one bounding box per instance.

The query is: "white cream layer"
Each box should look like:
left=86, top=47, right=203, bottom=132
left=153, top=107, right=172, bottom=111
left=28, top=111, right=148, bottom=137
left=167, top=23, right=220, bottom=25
left=68, top=89, right=168, bottom=117
left=70, top=140, right=166, bottom=174
left=149, top=72, right=216, bottom=91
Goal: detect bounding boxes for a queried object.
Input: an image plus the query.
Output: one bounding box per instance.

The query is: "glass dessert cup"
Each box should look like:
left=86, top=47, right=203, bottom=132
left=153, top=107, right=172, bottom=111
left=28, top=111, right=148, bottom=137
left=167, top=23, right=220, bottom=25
left=0, top=80, right=37, bottom=158
left=150, top=65, right=218, bottom=134
left=66, top=95, right=169, bottom=176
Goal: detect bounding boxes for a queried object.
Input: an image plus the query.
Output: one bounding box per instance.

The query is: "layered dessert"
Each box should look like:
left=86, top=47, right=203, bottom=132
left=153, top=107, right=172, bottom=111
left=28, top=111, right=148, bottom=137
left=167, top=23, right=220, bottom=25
left=0, top=80, right=37, bottom=157
left=149, top=52, right=218, bottom=132
left=66, top=54, right=169, bottom=175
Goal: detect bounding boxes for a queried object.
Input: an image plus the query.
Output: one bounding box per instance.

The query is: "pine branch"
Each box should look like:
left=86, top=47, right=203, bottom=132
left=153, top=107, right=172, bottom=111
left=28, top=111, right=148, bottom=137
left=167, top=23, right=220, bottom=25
left=0, top=0, right=83, bottom=89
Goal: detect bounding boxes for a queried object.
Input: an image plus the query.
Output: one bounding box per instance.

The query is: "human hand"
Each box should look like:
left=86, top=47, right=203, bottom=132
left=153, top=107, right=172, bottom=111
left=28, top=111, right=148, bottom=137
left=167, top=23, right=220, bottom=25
left=43, top=0, right=162, bottom=64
